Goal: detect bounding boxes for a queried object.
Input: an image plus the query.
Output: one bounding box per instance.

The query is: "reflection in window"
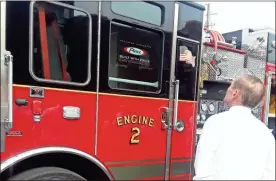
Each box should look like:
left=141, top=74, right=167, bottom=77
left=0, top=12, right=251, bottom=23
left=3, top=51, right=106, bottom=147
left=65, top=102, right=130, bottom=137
left=175, top=39, right=199, bottom=100
left=108, top=21, right=163, bottom=93
left=177, top=3, right=203, bottom=41
left=111, top=1, right=162, bottom=26
left=32, top=2, right=90, bottom=84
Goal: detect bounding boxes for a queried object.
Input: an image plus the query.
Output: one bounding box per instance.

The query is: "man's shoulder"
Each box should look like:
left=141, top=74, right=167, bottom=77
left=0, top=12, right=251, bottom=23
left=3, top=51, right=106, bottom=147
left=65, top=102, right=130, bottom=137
left=257, top=119, right=275, bottom=140
left=249, top=115, right=275, bottom=143
left=205, top=111, right=229, bottom=124
left=203, top=111, right=230, bottom=130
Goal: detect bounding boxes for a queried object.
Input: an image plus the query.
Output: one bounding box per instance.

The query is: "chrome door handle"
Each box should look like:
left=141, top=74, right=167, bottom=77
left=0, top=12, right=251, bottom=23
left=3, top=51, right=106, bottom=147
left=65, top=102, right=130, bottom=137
left=160, top=107, right=171, bottom=129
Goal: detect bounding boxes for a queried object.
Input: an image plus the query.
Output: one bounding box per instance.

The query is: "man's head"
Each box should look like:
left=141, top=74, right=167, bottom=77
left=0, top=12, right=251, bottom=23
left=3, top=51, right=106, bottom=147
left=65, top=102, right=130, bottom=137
left=223, top=75, right=265, bottom=109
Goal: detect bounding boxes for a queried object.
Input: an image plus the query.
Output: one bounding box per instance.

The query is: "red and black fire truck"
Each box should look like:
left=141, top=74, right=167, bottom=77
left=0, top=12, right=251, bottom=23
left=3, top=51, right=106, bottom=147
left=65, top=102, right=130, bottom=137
left=1, top=1, right=206, bottom=180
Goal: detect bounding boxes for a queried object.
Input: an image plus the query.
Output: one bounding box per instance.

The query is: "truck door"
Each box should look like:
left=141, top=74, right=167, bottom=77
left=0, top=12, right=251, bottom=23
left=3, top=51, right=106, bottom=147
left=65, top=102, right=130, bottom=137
left=96, top=1, right=184, bottom=180
left=96, top=1, right=205, bottom=180
left=169, top=2, right=205, bottom=180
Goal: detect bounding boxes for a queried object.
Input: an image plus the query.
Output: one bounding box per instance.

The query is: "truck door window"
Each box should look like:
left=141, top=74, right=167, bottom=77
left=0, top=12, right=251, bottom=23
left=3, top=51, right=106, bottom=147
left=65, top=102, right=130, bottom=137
left=30, top=1, right=92, bottom=86
left=111, top=1, right=163, bottom=26
left=176, top=39, right=200, bottom=101
left=108, top=20, right=164, bottom=93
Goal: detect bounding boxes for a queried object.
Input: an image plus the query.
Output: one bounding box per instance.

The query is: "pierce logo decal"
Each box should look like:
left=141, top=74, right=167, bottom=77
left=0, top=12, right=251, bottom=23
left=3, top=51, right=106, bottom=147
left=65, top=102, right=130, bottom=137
left=123, top=47, right=147, bottom=56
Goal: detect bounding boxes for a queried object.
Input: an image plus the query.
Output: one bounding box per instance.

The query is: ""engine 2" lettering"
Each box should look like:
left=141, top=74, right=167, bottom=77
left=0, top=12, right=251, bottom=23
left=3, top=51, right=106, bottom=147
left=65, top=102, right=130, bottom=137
left=116, top=115, right=154, bottom=127
left=116, top=115, right=155, bottom=144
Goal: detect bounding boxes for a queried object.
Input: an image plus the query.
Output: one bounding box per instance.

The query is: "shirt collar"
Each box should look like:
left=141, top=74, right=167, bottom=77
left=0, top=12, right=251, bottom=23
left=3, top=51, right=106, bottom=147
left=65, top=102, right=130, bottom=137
left=229, top=105, right=252, bottom=113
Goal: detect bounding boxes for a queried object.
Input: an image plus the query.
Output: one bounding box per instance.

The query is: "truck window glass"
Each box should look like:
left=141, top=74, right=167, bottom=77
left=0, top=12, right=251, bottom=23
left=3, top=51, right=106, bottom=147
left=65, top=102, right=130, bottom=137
left=108, top=21, right=164, bottom=93
left=175, top=39, right=199, bottom=101
left=267, top=33, right=275, bottom=64
left=178, top=3, right=203, bottom=42
left=111, top=1, right=162, bottom=26
left=31, top=1, right=91, bottom=85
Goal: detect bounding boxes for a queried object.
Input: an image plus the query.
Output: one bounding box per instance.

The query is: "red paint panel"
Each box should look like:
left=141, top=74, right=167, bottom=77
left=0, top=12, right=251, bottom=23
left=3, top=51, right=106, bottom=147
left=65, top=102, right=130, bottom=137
left=170, top=101, right=197, bottom=180
left=2, top=85, right=195, bottom=181
left=1, top=86, right=96, bottom=161
left=170, top=101, right=196, bottom=158
left=97, top=94, right=168, bottom=162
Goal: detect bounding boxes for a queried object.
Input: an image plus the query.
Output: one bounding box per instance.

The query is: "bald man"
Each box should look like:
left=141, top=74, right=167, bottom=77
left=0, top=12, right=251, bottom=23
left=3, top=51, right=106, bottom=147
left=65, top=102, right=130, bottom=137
left=194, top=75, right=275, bottom=180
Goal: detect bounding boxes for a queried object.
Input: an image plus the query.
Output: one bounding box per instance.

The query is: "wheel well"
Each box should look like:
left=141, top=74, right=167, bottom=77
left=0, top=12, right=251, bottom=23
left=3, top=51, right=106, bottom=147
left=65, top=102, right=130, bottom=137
left=1, top=153, right=111, bottom=181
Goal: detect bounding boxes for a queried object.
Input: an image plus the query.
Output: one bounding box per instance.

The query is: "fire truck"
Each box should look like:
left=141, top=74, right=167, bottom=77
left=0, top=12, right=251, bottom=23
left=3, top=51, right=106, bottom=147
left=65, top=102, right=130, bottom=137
left=196, top=27, right=276, bottom=143
left=1, top=1, right=206, bottom=180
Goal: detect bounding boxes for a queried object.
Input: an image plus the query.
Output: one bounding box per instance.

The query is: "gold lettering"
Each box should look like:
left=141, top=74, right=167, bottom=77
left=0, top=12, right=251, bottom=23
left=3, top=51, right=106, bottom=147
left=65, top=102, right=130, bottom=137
left=130, top=127, right=140, bottom=144
left=131, top=115, right=137, bottom=124
left=149, top=118, right=154, bottom=127
left=124, top=115, right=130, bottom=124
left=117, top=117, right=123, bottom=126
left=117, top=115, right=155, bottom=127
left=138, top=116, right=142, bottom=124
left=142, top=116, right=149, bottom=125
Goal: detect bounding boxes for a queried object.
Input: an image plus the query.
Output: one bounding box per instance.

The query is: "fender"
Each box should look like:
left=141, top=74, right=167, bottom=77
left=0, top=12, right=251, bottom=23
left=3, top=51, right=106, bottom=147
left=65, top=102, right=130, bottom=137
left=0, top=147, right=113, bottom=180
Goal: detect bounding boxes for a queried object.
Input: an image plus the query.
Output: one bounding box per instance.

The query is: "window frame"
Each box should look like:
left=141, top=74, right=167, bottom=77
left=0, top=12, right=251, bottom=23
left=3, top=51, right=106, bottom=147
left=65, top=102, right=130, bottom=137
left=107, top=20, right=165, bottom=94
left=176, top=36, right=200, bottom=101
left=110, top=1, right=164, bottom=27
left=29, top=0, right=92, bottom=86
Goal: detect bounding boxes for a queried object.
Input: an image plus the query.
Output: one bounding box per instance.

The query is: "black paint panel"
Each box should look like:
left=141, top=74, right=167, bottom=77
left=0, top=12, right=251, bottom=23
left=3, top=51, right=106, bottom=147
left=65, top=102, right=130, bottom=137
left=8, top=1, right=205, bottom=100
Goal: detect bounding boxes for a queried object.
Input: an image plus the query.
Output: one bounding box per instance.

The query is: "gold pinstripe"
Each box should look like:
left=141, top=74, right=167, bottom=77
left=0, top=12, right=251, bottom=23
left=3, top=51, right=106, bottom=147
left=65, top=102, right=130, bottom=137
left=13, top=84, right=196, bottom=102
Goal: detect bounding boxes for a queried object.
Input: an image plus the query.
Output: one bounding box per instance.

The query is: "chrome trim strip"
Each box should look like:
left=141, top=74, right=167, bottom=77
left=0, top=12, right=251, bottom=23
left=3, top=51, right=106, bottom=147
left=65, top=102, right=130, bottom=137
left=165, top=2, right=179, bottom=180
left=7, top=53, right=13, bottom=129
left=177, top=36, right=200, bottom=44
left=0, top=1, right=8, bottom=125
left=0, top=147, right=113, bottom=180
left=29, top=0, right=92, bottom=86
left=95, top=0, right=102, bottom=156
left=0, top=2, right=6, bottom=59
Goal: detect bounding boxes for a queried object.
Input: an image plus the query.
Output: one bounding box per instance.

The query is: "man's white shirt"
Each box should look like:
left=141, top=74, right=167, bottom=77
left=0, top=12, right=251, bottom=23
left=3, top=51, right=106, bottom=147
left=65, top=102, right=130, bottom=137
left=194, top=105, right=275, bottom=180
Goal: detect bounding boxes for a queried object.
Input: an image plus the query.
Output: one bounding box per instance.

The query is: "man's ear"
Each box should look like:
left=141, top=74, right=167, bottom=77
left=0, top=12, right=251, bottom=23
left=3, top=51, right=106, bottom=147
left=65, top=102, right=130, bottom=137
left=232, top=89, right=238, bottom=98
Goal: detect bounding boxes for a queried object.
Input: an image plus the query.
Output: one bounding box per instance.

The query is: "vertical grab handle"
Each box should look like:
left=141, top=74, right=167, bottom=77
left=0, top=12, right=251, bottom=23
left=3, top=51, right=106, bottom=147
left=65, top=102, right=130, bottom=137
left=173, top=80, right=185, bottom=133
left=5, top=52, right=13, bottom=129
left=173, top=80, right=180, bottom=127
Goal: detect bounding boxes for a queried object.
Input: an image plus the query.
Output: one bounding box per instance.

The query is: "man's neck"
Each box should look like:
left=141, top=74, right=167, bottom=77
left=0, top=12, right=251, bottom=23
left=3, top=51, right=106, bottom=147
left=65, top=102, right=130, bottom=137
left=228, top=102, right=247, bottom=108
left=229, top=105, right=252, bottom=113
